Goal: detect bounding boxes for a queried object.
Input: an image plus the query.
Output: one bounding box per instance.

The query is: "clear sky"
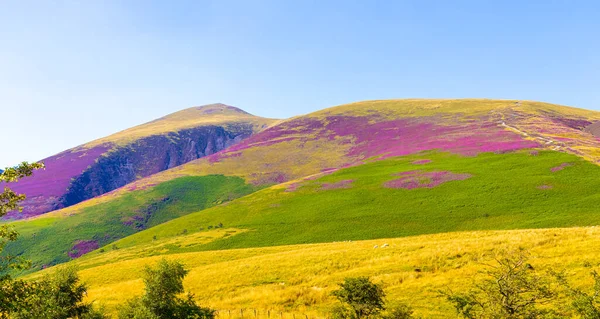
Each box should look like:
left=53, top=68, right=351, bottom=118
left=1, top=0, right=599, bottom=168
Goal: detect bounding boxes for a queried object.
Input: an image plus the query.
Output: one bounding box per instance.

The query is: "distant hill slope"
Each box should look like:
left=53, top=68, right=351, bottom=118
left=53, top=227, right=600, bottom=318
left=4, top=104, right=275, bottom=218
left=8, top=99, right=600, bottom=271
left=121, top=99, right=600, bottom=190
left=76, top=150, right=600, bottom=263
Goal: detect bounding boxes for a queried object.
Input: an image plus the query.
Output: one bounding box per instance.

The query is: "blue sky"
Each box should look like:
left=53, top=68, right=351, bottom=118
left=1, top=0, right=599, bottom=167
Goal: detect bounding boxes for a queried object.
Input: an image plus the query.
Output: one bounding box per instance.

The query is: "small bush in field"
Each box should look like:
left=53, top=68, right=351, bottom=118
left=442, top=250, right=563, bottom=319
left=331, top=277, right=386, bottom=319
left=379, top=305, right=415, bottom=319
left=118, top=258, right=215, bottom=319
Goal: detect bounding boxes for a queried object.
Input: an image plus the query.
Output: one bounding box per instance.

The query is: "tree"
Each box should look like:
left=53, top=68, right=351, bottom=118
left=331, top=277, right=386, bottom=319
left=118, top=259, right=214, bottom=319
left=443, top=250, right=564, bottom=319
left=0, top=162, right=43, bottom=317
left=556, top=270, right=600, bottom=318
left=10, top=266, right=107, bottom=319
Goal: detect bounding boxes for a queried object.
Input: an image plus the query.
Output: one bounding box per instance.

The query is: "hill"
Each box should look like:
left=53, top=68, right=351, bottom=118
left=7, top=99, right=600, bottom=273
left=3, top=104, right=275, bottom=218
left=33, top=227, right=600, bottom=318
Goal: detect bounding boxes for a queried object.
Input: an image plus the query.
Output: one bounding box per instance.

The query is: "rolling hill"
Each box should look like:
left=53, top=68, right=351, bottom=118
left=8, top=99, right=600, bottom=317
left=7, top=99, right=600, bottom=273
left=3, top=104, right=275, bottom=218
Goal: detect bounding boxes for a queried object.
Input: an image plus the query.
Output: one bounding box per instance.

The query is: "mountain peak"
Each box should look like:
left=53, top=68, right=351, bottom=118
left=192, top=103, right=251, bottom=115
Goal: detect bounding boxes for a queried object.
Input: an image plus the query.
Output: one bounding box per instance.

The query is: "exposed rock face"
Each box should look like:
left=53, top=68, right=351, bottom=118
left=59, top=125, right=253, bottom=208
left=584, top=121, right=600, bottom=138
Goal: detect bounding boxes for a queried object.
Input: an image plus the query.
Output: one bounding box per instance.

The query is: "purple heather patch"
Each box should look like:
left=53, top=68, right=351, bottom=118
left=3, top=145, right=111, bottom=218
left=412, top=159, right=432, bottom=165
left=551, top=163, right=572, bottom=172
left=321, top=179, right=354, bottom=190
left=68, top=240, right=99, bottom=259
left=537, top=184, right=553, bottom=190
left=384, top=170, right=472, bottom=189
left=205, top=113, right=538, bottom=187
left=324, top=115, right=539, bottom=159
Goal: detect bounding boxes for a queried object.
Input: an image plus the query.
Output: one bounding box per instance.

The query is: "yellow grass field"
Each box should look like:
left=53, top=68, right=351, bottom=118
left=46, top=226, right=600, bottom=318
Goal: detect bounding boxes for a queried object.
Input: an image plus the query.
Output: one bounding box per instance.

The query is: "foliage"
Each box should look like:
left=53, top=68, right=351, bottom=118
left=443, top=250, right=564, bottom=319
left=0, top=162, right=43, bottom=317
left=379, top=305, right=415, bottom=319
left=10, top=266, right=107, bottom=319
left=556, top=270, right=600, bottom=318
left=332, top=277, right=386, bottom=319
left=0, top=162, right=44, bottom=216
left=118, top=259, right=214, bottom=319
left=5, top=175, right=259, bottom=273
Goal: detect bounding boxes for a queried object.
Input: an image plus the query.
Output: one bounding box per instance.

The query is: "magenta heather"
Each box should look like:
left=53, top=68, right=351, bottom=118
left=385, top=170, right=472, bottom=189
left=321, top=179, right=354, bottom=190
left=412, top=159, right=432, bottom=165
left=68, top=240, right=99, bottom=258
left=551, top=163, right=572, bottom=172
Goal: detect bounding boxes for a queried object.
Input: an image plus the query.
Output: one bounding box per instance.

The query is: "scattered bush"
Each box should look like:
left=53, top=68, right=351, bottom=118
left=118, top=258, right=215, bottom=319
left=331, top=277, right=386, bottom=319
left=556, top=270, right=600, bottom=318
left=379, top=305, right=415, bottom=319
left=442, top=250, right=564, bottom=318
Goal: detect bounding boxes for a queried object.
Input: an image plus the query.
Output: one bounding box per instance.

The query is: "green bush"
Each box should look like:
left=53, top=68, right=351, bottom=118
left=118, top=259, right=215, bottom=319
left=10, top=266, right=108, bottom=319
left=331, top=277, right=386, bottom=319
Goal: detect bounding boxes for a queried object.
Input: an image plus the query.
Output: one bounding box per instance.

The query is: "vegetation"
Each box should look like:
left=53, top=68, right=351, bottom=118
left=331, top=277, right=414, bottom=319
left=82, top=150, right=600, bottom=263
left=331, top=277, right=386, bottom=319
left=0, top=162, right=43, bottom=316
left=443, top=250, right=562, bottom=318
left=10, top=266, right=107, bottom=319
left=5, top=175, right=260, bottom=273
left=118, top=259, right=214, bottom=319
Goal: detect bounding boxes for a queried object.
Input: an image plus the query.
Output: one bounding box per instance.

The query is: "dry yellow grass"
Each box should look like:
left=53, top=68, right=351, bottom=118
left=37, top=226, right=600, bottom=318
left=82, top=103, right=276, bottom=148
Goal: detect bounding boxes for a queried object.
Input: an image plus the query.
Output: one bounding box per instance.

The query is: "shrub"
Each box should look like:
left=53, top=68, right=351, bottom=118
left=331, top=277, right=386, bottom=319
left=442, top=250, right=563, bottom=318
left=379, top=305, right=415, bottom=319
left=118, top=258, right=215, bottom=319
left=10, top=266, right=108, bottom=319
left=556, top=270, right=600, bottom=318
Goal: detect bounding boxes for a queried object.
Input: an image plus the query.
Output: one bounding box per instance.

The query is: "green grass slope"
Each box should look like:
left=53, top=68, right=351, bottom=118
left=11, top=99, right=600, bottom=272
left=77, top=149, right=600, bottom=268
left=6, top=175, right=261, bottom=272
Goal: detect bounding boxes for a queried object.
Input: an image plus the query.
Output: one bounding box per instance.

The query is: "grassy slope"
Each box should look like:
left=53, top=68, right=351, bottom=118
left=61, top=227, right=600, bottom=318
left=84, top=150, right=600, bottom=262
left=108, top=99, right=600, bottom=192
left=82, top=103, right=277, bottom=148
left=6, top=175, right=261, bottom=271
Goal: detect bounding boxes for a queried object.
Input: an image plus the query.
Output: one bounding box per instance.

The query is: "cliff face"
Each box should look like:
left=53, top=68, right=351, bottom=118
left=59, top=124, right=254, bottom=208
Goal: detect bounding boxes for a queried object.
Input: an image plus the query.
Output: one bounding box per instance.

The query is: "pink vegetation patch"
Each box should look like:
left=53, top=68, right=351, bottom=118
left=384, top=170, right=472, bottom=189
left=537, top=184, right=553, bottom=190
left=321, top=179, right=354, bottom=190
left=412, top=159, right=431, bottom=165
left=325, top=116, right=539, bottom=159
left=68, top=240, right=99, bottom=259
left=551, top=163, right=572, bottom=172
left=3, top=145, right=111, bottom=218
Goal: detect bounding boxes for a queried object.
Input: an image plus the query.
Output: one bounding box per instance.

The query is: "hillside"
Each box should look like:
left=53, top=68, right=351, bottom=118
left=33, top=227, right=600, bottom=318
left=4, top=104, right=275, bottom=218
left=7, top=99, right=600, bottom=274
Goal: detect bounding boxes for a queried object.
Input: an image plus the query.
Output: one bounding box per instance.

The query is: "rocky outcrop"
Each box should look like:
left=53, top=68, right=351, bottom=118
left=58, top=125, right=252, bottom=208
